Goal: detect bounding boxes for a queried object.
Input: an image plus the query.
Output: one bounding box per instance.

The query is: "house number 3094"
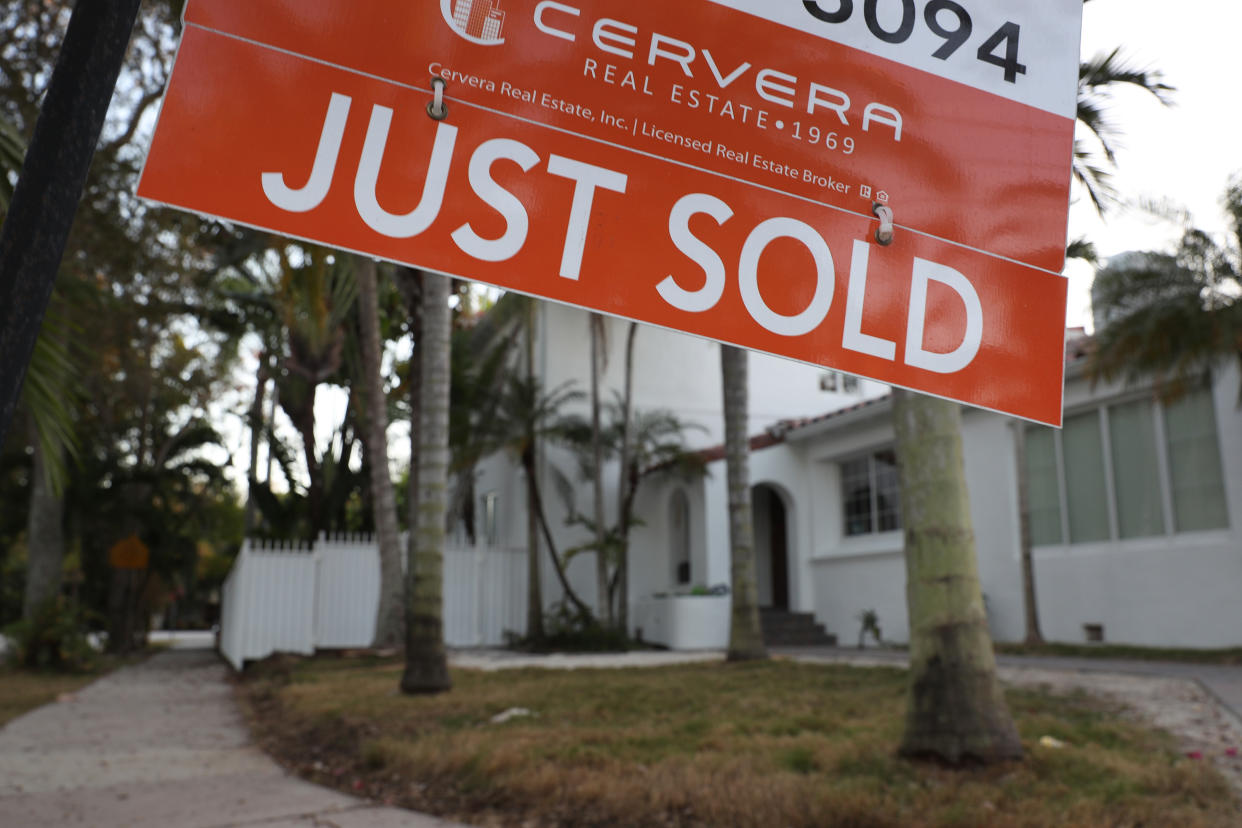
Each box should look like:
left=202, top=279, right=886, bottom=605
left=801, top=0, right=1027, bottom=84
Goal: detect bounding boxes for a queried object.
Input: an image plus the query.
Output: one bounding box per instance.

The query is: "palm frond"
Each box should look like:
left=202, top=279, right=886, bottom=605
left=1074, top=48, right=1174, bottom=215
left=22, top=311, right=82, bottom=493
left=1079, top=48, right=1174, bottom=106
left=1088, top=216, right=1242, bottom=400
left=1066, top=238, right=1098, bottom=264
left=0, top=116, right=26, bottom=213
left=160, top=421, right=223, bottom=467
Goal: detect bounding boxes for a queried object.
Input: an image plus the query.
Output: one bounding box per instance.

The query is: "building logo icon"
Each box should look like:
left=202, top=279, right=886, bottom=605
left=441, top=0, right=507, bottom=45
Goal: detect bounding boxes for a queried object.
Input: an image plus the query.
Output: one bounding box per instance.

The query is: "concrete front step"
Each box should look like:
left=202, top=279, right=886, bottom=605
left=760, top=610, right=837, bottom=647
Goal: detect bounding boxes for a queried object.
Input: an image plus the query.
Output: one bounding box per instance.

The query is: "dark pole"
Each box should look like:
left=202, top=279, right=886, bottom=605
left=0, top=0, right=143, bottom=444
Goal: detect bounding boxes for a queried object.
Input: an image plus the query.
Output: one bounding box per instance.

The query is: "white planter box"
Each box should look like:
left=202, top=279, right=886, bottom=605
left=634, top=594, right=730, bottom=650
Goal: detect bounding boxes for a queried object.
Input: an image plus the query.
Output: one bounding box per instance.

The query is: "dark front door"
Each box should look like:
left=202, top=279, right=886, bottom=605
left=764, top=486, right=789, bottom=610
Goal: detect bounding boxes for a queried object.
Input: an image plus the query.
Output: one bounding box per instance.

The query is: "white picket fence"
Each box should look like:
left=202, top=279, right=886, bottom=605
left=219, top=534, right=527, bottom=670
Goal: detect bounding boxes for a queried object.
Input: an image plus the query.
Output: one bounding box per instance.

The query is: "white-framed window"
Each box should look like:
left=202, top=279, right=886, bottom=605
left=820, top=371, right=861, bottom=394
left=841, top=448, right=901, bottom=536
left=1025, top=382, right=1228, bottom=546
left=669, top=489, right=691, bottom=585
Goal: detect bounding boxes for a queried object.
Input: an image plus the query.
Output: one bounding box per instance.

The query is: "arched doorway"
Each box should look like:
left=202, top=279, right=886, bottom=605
left=752, top=484, right=790, bottom=610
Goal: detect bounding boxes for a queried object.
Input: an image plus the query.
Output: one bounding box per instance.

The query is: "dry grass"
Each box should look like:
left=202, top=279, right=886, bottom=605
left=0, top=648, right=165, bottom=727
left=0, top=667, right=103, bottom=726
left=240, top=656, right=1241, bottom=827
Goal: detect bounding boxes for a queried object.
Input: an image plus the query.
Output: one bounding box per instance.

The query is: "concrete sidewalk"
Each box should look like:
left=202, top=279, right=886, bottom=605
left=0, top=647, right=467, bottom=828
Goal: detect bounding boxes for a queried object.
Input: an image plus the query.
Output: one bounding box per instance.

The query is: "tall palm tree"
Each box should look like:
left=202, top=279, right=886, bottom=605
left=605, top=400, right=705, bottom=624
left=522, top=301, right=545, bottom=640
left=401, top=271, right=452, bottom=694
left=1, top=117, right=77, bottom=495
left=588, top=312, right=612, bottom=628
left=897, top=31, right=1177, bottom=758
left=720, top=344, right=766, bottom=661
left=355, top=255, right=404, bottom=651
left=445, top=291, right=546, bottom=638
left=3, top=116, right=78, bottom=620
left=893, top=389, right=1022, bottom=763
left=559, top=391, right=706, bottom=626
left=1089, top=179, right=1242, bottom=391
left=273, top=248, right=358, bottom=540
left=489, top=373, right=595, bottom=623
left=614, top=321, right=639, bottom=633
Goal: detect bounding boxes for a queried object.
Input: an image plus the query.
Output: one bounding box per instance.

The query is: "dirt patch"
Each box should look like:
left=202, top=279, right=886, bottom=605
left=236, top=659, right=508, bottom=824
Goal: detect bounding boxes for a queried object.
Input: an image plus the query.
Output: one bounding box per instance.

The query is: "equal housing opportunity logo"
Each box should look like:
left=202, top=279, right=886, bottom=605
left=441, top=0, right=507, bottom=44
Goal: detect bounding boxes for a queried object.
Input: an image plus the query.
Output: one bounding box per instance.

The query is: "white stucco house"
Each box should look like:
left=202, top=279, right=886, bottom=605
left=471, top=301, right=1242, bottom=650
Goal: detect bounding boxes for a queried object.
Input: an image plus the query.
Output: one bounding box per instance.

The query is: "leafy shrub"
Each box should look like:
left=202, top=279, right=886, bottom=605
left=3, top=598, right=97, bottom=671
left=505, top=601, right=632, bottom=653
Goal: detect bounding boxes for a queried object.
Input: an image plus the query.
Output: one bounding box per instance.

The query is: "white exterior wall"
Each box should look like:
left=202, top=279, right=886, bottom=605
left=1028, top=361, right=1242, bottom=648
left=761, top=359, right=1242, bottom=649
left=501, top=301, right=882, bottom=623
left=701, top=470, right=730, bottom=587
left=960, top=412, right=1025, bottom=643
left=629, top=478, right=712, bottom=600
left=478, top=300, right=1242, bottom=650
left=749, top=445, right=810, bottom=610
left=536, top=302, right=880, bottom=448
left=798, top=413, right=909, bottom=644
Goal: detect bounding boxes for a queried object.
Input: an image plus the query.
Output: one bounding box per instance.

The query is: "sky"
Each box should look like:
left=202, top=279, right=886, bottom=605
left=1064, top=0, right=1241, bottom=330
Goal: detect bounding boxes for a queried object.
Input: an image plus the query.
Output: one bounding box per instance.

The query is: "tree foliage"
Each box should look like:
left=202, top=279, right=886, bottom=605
left=0, top=0, right=249, bottom=632
left=559, top=395, right=706, bottom=627
left=1090, top=178, right=1242, bottom=396
left=1074, top=47, right=1174, bottom=213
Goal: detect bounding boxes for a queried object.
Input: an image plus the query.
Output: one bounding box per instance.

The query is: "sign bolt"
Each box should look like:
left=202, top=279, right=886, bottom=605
left=426, top=76, right=448, bottom=121
left=873, top=203, right=894, bottom=246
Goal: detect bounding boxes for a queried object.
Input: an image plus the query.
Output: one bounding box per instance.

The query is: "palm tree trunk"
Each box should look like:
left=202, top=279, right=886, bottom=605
left=892, top=389, right=1022, bottom=763
left=524, top=446, right=595, bottom=621
left=401, top=271, right=451, bottom=694
left=22, top=418, right=64, bottom=620
left=356, top=256, right=404, bottom=651
left=289, top=384, right=322, bottom=542
left=613, top=321, right=638, bottom=635
left=589, top=313, right=612, bottom=627
left=243, top=349, right=269, bottom=536
left=1013, top=424, right=1044, bottom=645
left=720, top=345, right=766, bottom=661
left=524, top=305, right=545, bottom=642
left=264, top=379, right=279, bottom=484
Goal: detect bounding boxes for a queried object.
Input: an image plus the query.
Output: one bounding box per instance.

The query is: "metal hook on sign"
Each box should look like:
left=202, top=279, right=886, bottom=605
left=426, top=76, right=448, bottom=121
left=872, top=203, right=894, bottom=246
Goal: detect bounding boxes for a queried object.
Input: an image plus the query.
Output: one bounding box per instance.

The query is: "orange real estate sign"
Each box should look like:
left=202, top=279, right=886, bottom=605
left=138, top=0, right=1082, bottom=425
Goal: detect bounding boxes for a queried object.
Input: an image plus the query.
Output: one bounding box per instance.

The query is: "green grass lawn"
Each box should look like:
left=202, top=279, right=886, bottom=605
left=240, top=655, right=1240, bottom=827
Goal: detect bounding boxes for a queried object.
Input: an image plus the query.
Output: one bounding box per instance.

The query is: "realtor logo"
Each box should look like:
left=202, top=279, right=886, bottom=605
left=441, top=0, right=506, bottom=45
